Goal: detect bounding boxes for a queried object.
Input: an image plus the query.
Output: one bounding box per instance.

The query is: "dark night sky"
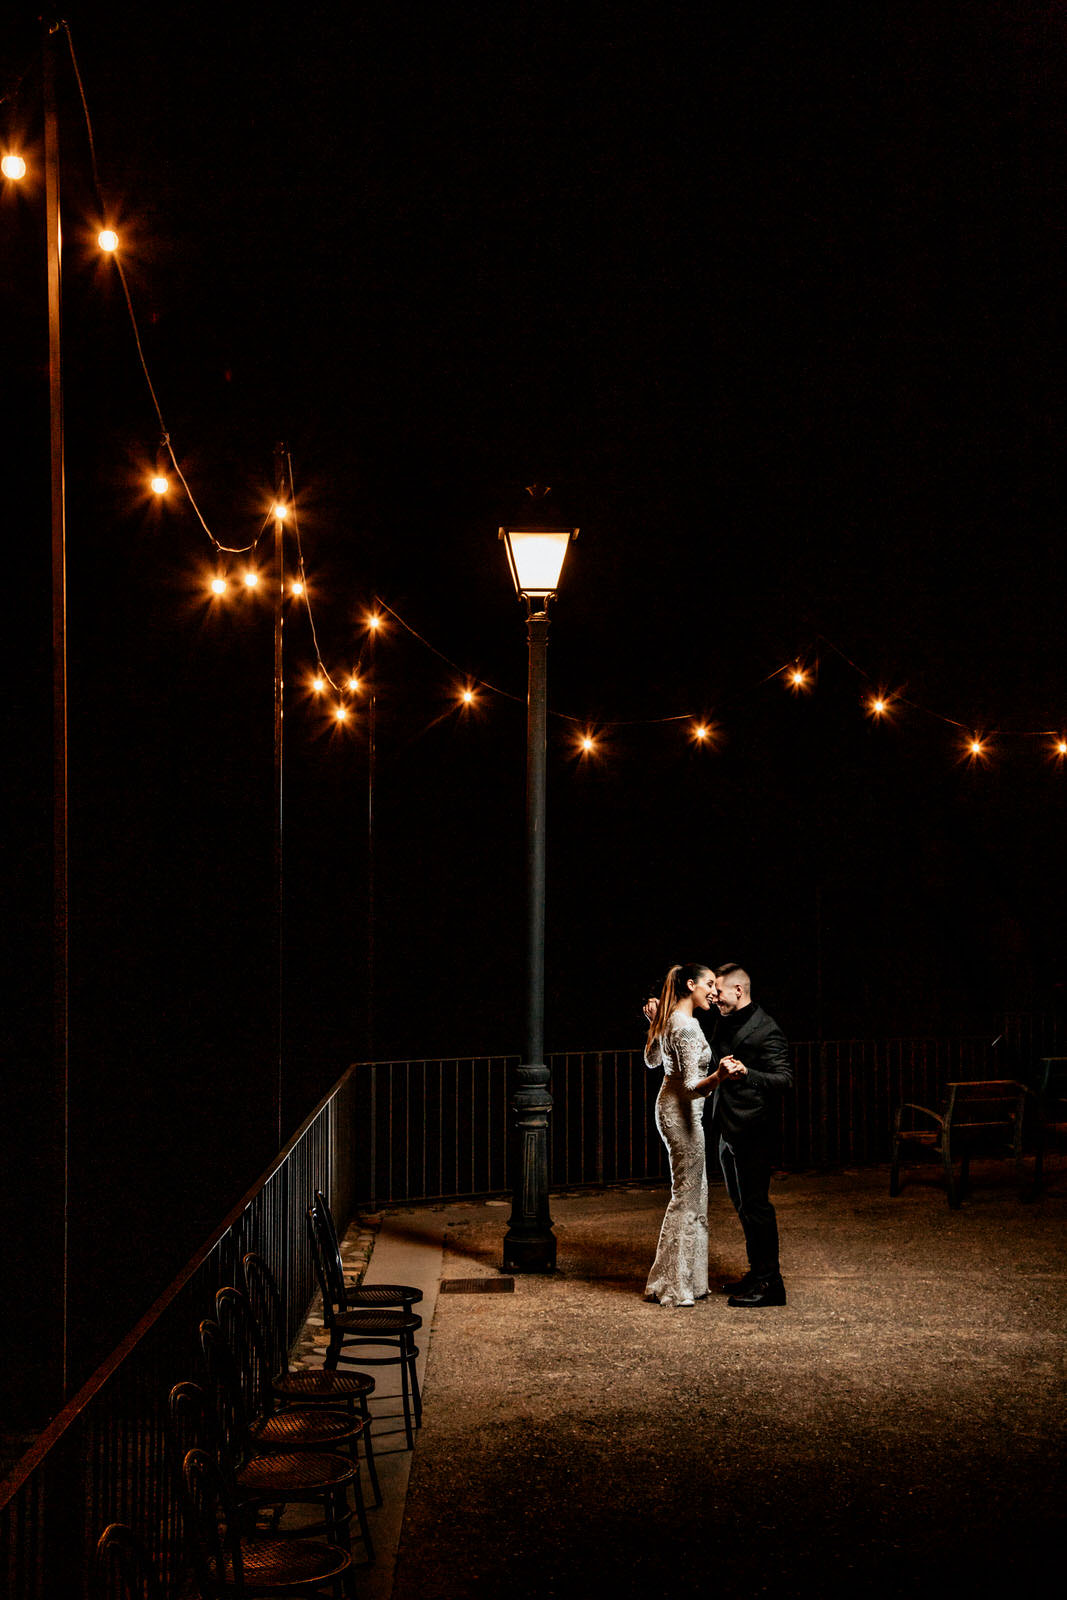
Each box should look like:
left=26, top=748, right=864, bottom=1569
left=3, top=3, right=1066, bottom=1393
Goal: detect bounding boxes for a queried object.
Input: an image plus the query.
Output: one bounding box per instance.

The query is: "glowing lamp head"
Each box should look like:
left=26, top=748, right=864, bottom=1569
left=210, top=576, right=227, bottom=596
left=2, top=154, right=27, bottom=180
left=98, top=228, right=119, bottom=253
left=498, top=486, right=579, bottom=601
left=243, top=569, right=259, bottom=589
left=150, top=474, right=169, bottom=496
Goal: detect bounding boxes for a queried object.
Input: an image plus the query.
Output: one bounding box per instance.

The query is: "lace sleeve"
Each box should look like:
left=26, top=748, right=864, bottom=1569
left=644, top=1035, right=665, bottom=1071
left=674, top=1019, right=712, bottom=1090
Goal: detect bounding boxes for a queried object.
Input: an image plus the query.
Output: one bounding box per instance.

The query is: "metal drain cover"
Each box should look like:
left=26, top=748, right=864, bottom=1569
left=439, top=1277, right=515, bottom=1294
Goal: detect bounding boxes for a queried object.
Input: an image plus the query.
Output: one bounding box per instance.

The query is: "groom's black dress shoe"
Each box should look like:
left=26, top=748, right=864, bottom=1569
left=727, top=1277, right=786, bottom=1308
left=720, top=1273, right=758, bottom=1295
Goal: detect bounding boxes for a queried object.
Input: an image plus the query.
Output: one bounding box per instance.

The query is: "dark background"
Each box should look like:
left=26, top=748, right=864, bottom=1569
left=3, top=3, right=1065, bottom=1414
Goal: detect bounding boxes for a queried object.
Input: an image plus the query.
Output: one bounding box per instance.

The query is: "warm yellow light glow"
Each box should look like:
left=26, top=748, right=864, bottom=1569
left=290, top=580, right=304, bottom=597
left=461, top=688, right=475, bottom=704
left=335, top=704, right=348, bottom=722
left=347, top=676, right=361, bottom=693
left=98, top=228, right=119, bottom=252
left=2, top=154, right=27, bottom=180
left=1057, top=740, right=1067, bottom=757
left=272, top=501, right=288, bottom=520
left=150, top=474, right=169, bottom=495
left=501, top=530, right=574, bottom=597
left=872, top=698, right=886, bottom=715
left=966, top=737, right=987, bottom=760
left=366, top=613, right=382, bottom=631
left=789, top=668, right=807, bottom=688
left=312, top=675, right=326, bottom=693
left=693, top=724, right=708, bottom=741
left=210, top=576, right=227, bottom=596
left=243, top=569, right=259, bottom=588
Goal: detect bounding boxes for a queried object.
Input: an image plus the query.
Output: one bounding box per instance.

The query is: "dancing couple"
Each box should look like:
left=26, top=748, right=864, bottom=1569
left=643, top=962, right=793, bottom=1310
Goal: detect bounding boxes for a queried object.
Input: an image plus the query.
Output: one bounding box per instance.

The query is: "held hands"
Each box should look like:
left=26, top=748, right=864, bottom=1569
left=718, top=1054, right=747, bottom=1078
left=642, top=997, right=659, bottom=1023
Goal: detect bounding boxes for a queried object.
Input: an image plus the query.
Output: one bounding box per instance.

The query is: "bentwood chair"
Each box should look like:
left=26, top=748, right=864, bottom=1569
left=202, top=1301, right=374, bottom=1564
left=168, top=1378, right=361, bottom=1578
left=312, top=1190, right=423, bottom=1312
left=890, top=1079, right=1032, bottom=1207
left=241, top=1250, right=383, bottom=1507
left=181, top=1446, right=352, bottom=1599
left=307, top=1203, right=423, bottom=1449
left=91, top=1524, right=164, bottom=1600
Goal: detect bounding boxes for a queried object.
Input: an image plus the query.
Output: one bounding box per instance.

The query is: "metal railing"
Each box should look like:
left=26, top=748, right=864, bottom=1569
left=353, top=1032, right=1011, bottom=1208
left=0, top=1066, right=361, bottom=1599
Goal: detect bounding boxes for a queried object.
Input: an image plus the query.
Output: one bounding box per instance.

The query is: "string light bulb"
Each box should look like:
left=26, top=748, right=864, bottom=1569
left=98, top=227, right=118, bottom=253
left=1055, top=739, right=1067, bottom=758
left=150, top=473, right=169, bottom=496
left=365, top=613, right=382, bottom=632
left=272, top=501, right=288, bottom=520
left=311, top=675, right=326, bottom=693
left=334, top=704, right=348, bottom=723
left=2, top=154, right=26, bottom=180
left=210, top=575, right=227, bottom=596
left=347, top=675, right=361, bottom=693
left=693, top=723, right=709, bottom=742
left=787, top=664, right=810, bottom=691
left=243, top=569, right=260, bottom=589
left=290, top=579, right=304, bottom=598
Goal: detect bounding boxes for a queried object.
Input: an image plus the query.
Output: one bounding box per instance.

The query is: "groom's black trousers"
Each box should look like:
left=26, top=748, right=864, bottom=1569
left=717, top=1134, right=781, bottom=1281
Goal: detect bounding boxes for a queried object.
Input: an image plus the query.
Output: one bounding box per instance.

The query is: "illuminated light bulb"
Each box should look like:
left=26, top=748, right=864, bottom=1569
left=790, top=668, right=807, bottom=688
left=347, top=676, right=361, bottom=693
left=290, top=580, right=304, bottom=597
left=312, top=676, right=326, bottom=693
left=210, top=576, right=227, bottom=596
left=98, top=228, right=119, bottom=252
left=693, top=724, right=708, bottom=741
left=366, top=613, right=382, bottom=631
left=243, top=569, right=259, bottom=588
left=150, top=474, right=169, bottom=495
left=969, top=738, right=985, bottom=758
left=871, top=698, right=886, bottom=715
left=335, top=704, right=348, bottom=723
left=1058, top=741, right=1067, bottom=757
left=2, top=154, right=27, bottom=180
left=272, top=501, right=288, bottom=520
left=578, top=733, right=597, bottom=755
left=460, top=687, right=475, bottom=704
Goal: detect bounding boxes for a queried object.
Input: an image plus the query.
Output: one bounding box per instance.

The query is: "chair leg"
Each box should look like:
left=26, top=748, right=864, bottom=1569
left=359, top=1394, right=383, bottom=1507
left=889, top=1139, right=902, bottom=1196
left=408, top=1339, right=422, bottom=1427
left=351, top=1467, right=375, bottom=1565
left=398, top=1341, right=415, bottom=1450
left=942, top=1139, right=960, bottom=1208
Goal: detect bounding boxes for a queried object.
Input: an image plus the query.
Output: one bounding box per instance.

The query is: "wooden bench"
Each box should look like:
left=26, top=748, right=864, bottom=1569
left=889, top=1079, right=1032, bottom=1208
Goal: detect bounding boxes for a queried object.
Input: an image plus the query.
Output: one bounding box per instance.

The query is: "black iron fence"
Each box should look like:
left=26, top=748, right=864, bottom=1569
left=353, top=1031, right=1045, bottom=1207
left=0, top=1067, right=360, bottom=1600
left=4, top=1015, right=1063, bottom=1597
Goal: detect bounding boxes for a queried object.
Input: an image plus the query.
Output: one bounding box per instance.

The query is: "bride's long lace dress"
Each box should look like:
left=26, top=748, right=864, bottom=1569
left=644, top=1010, right=711, bottom=1306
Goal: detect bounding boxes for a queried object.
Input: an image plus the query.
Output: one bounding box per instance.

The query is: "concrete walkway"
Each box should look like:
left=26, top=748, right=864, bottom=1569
left=307, top=1164, right=1067, bottom=1600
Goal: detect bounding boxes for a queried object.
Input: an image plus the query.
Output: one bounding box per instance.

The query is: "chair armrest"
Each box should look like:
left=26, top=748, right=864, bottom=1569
left=894, top=1102, right=944, bottom=1132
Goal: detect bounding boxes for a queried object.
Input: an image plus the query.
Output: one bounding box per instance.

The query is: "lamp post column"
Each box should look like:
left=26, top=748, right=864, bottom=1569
left=503, top=604, right=557, bottom=1272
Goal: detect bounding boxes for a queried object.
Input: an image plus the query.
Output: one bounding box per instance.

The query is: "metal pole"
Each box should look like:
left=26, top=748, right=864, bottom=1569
left=272, top=443, right=286, bottom=1148
left=503, top=605, right=557, bottom=1272
left=45, top=26, right=70, bottom=1401
left=366, top=691, right=376, bottom=1056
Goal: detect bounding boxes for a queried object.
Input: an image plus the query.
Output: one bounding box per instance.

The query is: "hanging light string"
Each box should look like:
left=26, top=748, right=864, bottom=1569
left=58, top=21, right=259, bottom=555
left=13, top=28, right=1062, bottom=764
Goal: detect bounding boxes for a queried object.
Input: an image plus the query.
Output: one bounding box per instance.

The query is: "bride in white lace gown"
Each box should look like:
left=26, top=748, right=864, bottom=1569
left=643, top=964, right=726, bottom=1307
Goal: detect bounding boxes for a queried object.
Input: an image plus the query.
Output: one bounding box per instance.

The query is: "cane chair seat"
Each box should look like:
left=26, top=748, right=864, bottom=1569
left=312, top=1191, right=423, bottom=1311
left=271, top=1367, right=375, bottom=1404
left=237, top=1447, right=358, bottom=1498
left=250, top=1405, right=364, bottom=1454
left=217, top=1532, right=351, bottom=1588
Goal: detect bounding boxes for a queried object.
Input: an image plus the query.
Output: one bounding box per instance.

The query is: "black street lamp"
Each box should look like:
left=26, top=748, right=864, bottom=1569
left=499, top=487, right=578, bottom=1273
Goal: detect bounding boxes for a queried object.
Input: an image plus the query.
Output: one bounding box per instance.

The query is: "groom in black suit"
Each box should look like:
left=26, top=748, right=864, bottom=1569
left=708, top=964, right=793, bottom=1307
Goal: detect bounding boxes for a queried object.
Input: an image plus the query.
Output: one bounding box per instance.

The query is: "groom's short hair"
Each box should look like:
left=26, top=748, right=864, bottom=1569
left=715, top=963, right=751, bottom=992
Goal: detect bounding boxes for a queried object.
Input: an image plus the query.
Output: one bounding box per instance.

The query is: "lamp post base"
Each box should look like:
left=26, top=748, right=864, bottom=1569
left=502, top=1231, right=557, bottom=1274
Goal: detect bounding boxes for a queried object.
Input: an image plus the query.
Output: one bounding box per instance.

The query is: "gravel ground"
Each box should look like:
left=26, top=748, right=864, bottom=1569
left=388, top=1168, right=1067, bottom=1600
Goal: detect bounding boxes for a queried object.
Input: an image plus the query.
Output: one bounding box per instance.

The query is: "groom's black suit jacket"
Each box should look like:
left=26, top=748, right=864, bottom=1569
left=699, top=1002, right=793, bottom=1144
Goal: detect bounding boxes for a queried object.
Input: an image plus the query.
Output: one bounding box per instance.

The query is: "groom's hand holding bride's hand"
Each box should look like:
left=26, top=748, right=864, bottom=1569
left=719, top=1055, right=747, bottom=1077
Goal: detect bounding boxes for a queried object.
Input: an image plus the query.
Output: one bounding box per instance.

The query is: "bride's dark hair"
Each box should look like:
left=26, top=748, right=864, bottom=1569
left=646, top=963, right=711, bottom=1052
